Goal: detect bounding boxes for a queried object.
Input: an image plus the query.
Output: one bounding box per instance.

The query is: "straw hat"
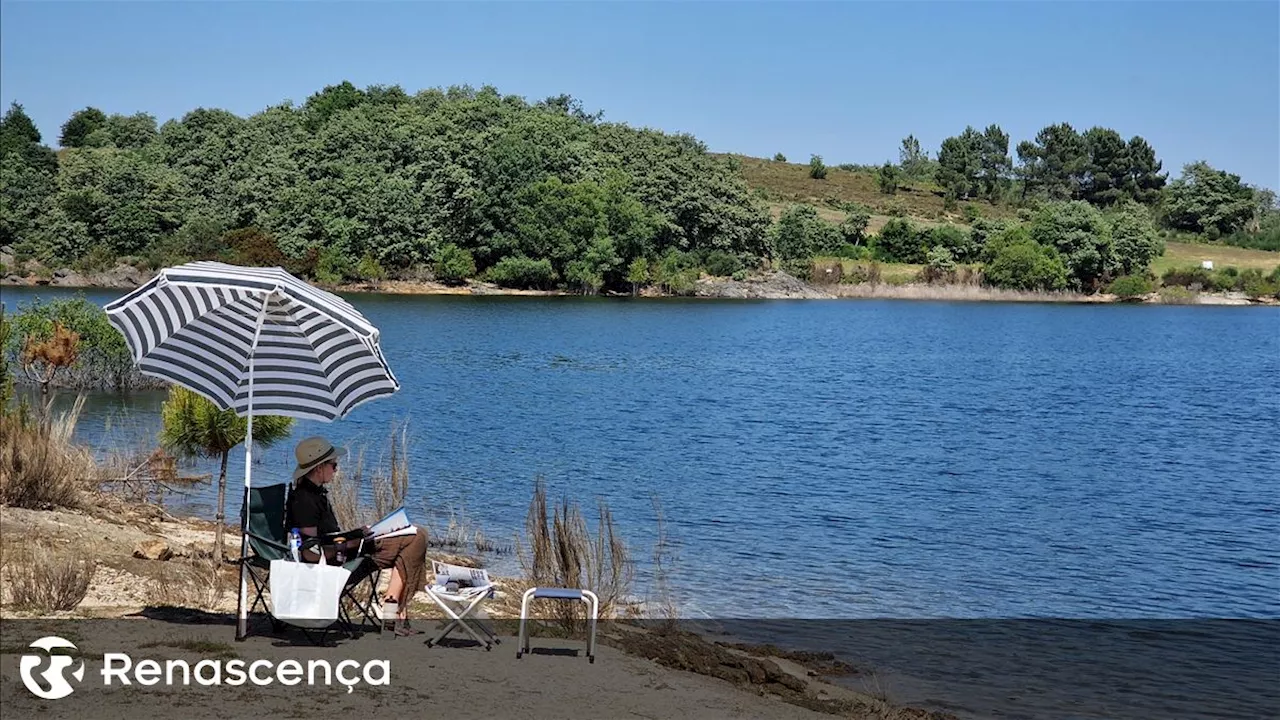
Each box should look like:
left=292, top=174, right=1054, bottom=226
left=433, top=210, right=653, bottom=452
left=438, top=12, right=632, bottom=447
left=292, top=436, right=342, bottom=481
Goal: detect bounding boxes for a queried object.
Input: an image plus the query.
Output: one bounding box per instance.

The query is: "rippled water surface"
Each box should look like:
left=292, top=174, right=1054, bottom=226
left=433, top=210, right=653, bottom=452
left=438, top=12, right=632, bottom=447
left=6, top=286, right=1278, bottom=619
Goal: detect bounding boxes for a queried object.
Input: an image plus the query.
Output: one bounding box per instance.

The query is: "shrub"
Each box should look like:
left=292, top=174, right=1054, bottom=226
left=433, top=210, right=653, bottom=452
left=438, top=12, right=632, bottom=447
left=1157, top=286, right=1196, bottom=304
left=314, top=246, right=354, bottom=284
left=73, top=245, right=117, bottom=274
left=773, top=152, right=787, bottom=162
left=1161, top=266, right=1213, bottom=290
left=1210, top=268, right=1240, bottom=292
left=653, top=249, right=699, bottom=295
left=356, top=253, right=387, bottom=282
left=224, top=227, right=288, bottom=268
left=0, top=399, right=95, bottom=509
left=731, top=269, right=748, bottom=282
left=809, top=154, right=827, bottom=180
left=1108, top=275, right=1153, bottom=300
left=702, top=251, right=743, bottom=277
left=842, top=261, right=882, bottom=285
left=485, top=256, right=557, bottom=289
left=883, top=199, right=908, bottom=217
left=922, top=247, right=956, bottom=283
left=432, top=243, right=475, bottom=285
left=873, top=218, right=927, bottom=264
left=1218, top=226, right=1280, bottom=252
left=876, top=163, right=900, bottom=195
left=930, top=225, right=977, bottom=263
left=834, top=243, right=871, bottom=260
left=963, top=204, right=983, bottom=223
left=7, top=295, right=145, bottom=391
left=769, top=204, right=841, bottom=271
left=3, top=541, right=95, bottom=611
left=810, top=259, right=843, bottom=285
left=1238, top=268, right=1277, bottom=298
left=984, top=240, right=1068, bottom=291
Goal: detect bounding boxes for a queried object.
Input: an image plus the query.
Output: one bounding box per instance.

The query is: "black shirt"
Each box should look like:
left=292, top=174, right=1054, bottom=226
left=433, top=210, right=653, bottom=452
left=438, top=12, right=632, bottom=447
left=285, top=477, right=340, bottom=536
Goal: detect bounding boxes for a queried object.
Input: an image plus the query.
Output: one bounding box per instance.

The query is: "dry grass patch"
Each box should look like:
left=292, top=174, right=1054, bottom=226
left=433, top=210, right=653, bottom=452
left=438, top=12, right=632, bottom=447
left=1, top=540, right=95, bottom=612
left=1154, top=241, right=1280, bottom=275
left=151, top=552, right=234, bottom=612
left=0, top=395, right=97, bottom=510
left=728, top=153, right=1016, bottom=225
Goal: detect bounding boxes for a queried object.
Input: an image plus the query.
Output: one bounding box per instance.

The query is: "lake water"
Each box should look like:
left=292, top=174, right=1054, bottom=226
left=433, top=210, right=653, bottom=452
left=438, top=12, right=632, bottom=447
left=4, top=286, right=1278, bottom=621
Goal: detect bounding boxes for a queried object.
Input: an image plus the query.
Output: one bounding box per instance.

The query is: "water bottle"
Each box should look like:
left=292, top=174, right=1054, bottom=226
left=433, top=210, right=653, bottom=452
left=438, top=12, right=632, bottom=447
left=288, top=528, right=301, bottom=562
left=382, top=599, right=399, bottom=638
left=334, top=537, right=346, bottom=565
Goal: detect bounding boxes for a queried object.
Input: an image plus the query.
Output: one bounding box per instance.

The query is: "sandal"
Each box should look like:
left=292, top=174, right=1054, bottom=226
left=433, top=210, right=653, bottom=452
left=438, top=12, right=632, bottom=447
left=393, top=623, right=423, bottom=637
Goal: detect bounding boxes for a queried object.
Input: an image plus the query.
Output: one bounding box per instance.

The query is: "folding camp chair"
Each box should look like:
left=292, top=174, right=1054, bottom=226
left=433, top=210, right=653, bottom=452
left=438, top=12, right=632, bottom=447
left=237, top=482, right=382, bottom=641
left=424, top=561, right=500, bottom=650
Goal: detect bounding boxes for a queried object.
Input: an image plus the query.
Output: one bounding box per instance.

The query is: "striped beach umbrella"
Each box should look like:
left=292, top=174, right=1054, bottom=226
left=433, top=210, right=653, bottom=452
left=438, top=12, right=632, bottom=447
left=105, top=261, right=399, bottom=421
left=105, top=260, right=400, bottom=635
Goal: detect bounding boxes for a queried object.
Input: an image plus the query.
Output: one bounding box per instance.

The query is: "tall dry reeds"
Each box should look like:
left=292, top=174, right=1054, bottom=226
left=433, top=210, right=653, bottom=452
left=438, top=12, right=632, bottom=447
left=0, top=394, right=97, bottom=509
left=327, top=418, right=411, bottom=529
left=647, top=496, right=680, bottom=626
left=519, top=478, right=634, bottom=630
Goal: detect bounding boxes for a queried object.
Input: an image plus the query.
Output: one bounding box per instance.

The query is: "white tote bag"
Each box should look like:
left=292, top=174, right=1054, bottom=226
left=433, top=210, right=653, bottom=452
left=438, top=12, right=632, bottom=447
left=269, top=553, right=351, bottom=628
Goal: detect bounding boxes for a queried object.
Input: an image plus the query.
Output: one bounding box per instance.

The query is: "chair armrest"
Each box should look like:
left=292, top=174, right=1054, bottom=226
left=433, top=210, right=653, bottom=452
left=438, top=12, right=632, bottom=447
left=245, top=532, right=289, bottom=553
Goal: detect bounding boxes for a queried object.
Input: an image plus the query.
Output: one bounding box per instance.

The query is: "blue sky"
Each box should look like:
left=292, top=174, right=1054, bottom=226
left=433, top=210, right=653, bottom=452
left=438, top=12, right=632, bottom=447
left=2, top=1, right=1277, bottom=189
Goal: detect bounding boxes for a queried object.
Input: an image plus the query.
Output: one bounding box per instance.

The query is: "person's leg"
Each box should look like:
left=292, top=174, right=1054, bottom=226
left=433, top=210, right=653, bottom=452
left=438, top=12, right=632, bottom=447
left=372, top=529, right=429, bottom=624
left=384, top=566, right=404, bottom=606
left=392, top=528, right=429, bottom=623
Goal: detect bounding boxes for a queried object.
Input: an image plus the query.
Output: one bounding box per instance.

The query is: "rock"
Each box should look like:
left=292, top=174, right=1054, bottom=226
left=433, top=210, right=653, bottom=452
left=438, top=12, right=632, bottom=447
left=133, top=539, right=173, bottom=561
left=52, top=270, right=91, bottom=287
left=695, top=271, right=834, bottom=300
left=2, top=273, right=25, bottom=285
left=95, top=264, right=148, bottom=288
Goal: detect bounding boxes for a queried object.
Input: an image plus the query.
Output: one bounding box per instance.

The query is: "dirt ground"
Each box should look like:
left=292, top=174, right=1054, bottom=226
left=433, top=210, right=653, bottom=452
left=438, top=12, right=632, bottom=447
left=0, top=503, right=947, bottom=720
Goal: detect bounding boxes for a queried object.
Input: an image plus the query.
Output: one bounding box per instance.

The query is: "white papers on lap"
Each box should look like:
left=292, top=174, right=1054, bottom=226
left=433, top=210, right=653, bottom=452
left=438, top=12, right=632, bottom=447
left=376, top=525, right=418, bottom=540
left=369, top=507, right=415, bottom=539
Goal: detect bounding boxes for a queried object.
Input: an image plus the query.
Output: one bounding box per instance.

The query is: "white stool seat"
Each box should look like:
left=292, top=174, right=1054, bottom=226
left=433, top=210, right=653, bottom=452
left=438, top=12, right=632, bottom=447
left=516, top=586, right=599, bottom=663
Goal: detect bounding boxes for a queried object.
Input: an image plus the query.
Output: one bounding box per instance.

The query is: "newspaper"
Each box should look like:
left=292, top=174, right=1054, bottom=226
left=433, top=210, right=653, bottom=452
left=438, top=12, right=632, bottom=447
left=431, top=560, right=491, bottom=589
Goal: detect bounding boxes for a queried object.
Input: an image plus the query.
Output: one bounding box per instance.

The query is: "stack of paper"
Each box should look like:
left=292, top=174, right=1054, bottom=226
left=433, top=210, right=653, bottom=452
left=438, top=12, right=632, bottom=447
left=368, top=507, right=417, bottom=539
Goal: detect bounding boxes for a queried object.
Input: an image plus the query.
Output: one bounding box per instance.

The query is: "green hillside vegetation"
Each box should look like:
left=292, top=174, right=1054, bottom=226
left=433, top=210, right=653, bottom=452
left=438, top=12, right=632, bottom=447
left=1, top=82, right=1277, bottom=297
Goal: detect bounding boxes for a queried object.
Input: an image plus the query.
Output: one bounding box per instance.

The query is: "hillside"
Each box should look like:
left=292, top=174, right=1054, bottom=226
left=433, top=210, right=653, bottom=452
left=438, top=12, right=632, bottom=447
left=716, top=153, right=1019, bottom=233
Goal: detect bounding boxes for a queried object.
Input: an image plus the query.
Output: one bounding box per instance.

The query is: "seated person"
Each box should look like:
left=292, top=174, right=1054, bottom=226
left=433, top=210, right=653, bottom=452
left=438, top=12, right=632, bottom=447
left=286, top=436, right=429, bottom=635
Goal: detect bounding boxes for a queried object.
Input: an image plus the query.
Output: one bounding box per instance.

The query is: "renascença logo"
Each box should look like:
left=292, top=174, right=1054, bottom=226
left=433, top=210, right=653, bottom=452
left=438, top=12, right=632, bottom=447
left=19, top=636, right=390, bottom=699
left=20, top=636, right=85, bottom=700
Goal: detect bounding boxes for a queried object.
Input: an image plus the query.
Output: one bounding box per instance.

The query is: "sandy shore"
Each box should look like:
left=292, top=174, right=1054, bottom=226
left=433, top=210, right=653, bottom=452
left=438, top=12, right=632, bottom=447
left=0, top=503, right=943, bottom=720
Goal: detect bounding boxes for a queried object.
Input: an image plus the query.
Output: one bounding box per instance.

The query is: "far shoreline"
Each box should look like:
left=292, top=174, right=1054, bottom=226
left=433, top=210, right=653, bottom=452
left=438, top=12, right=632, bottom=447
left=2, top=268, right=1277, bottom=307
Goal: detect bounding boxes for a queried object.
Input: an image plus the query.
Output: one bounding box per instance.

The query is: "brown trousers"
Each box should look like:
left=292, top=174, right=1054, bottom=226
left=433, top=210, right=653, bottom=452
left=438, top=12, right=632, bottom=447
left=371, top=526, right=429, bottom=603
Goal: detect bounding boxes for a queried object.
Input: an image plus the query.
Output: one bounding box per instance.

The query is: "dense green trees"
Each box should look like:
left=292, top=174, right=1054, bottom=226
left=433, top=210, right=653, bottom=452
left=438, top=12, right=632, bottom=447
left=1, top=83, right=770, bottom=294
left=1, top=82, right=1274, bottom=296
left=1163, top=161, right=1257, bottom=238
left=1011, top=123, right=1166, bottom=207
left=936, top=125, right=1010, bottom=203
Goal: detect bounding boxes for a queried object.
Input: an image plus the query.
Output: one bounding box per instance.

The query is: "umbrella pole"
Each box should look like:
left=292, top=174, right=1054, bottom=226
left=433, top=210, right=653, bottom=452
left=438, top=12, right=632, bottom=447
left=236, top=293, right=272, bottom=641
